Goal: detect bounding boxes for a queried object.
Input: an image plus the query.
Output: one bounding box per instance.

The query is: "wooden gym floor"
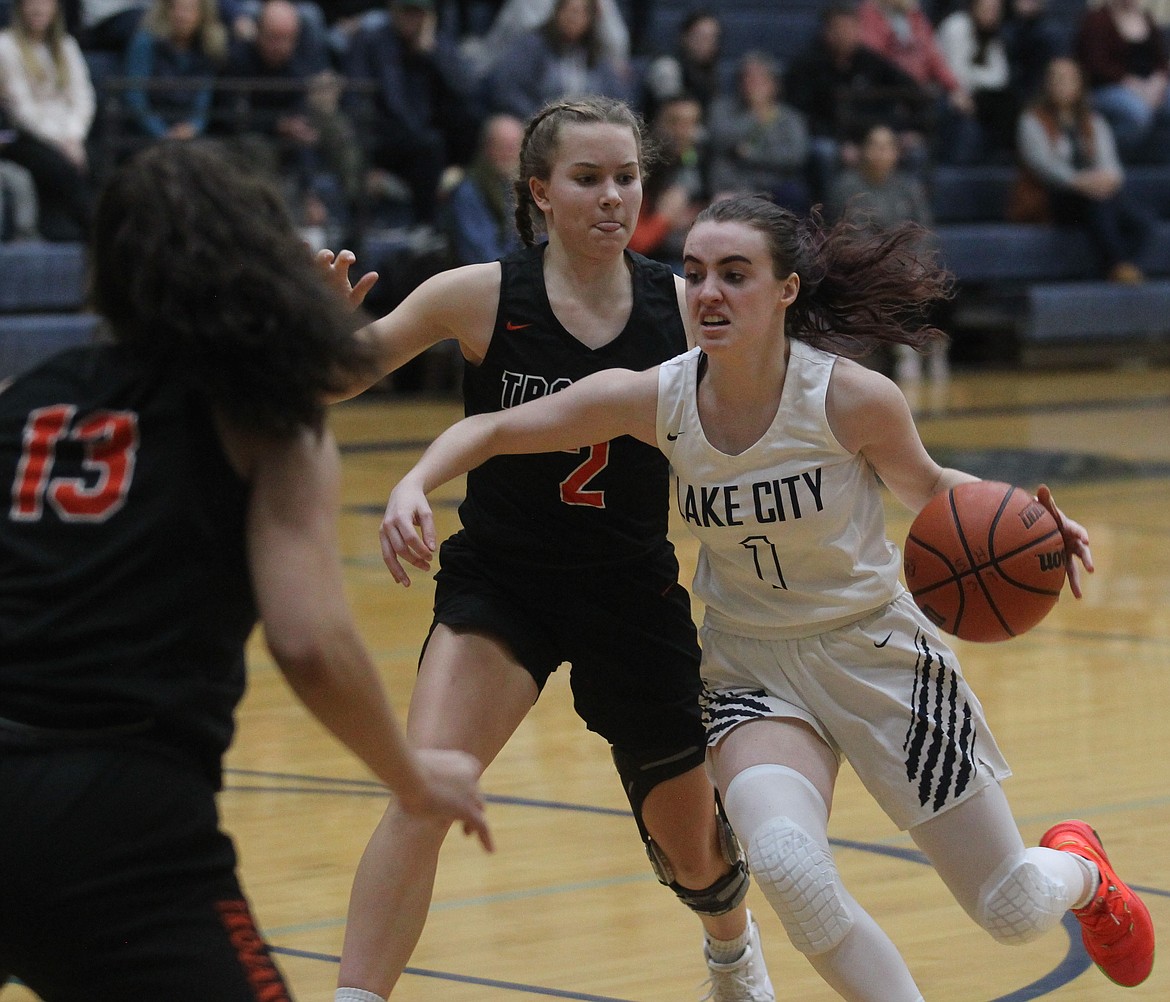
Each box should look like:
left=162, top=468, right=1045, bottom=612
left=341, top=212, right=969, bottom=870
left=5, top=361, right=1168, bottom=1001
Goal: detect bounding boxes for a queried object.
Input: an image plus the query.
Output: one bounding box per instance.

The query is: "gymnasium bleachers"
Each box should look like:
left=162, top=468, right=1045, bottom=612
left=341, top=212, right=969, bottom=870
left=633, top=0, right=1170, bottom=360
left=930, top=164, right=1170, bottom=354
left=0, top=244, right=98, bottom=382
left=642, top=2, right=823, bottom=69
left=3, top=0, right=1168, bottom=380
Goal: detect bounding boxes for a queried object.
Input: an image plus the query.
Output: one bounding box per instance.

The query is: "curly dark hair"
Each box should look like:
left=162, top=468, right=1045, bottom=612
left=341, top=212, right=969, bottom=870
left=89, top=139, right=376, bottom=436
left=693, top=196, right=954, bottom=357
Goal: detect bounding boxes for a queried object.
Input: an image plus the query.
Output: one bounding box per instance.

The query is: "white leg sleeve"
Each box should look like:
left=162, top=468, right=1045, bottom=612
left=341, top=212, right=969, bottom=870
left=911, top=782, right=1092, bottom=945
left=724, top=764, right=923, bottom=1002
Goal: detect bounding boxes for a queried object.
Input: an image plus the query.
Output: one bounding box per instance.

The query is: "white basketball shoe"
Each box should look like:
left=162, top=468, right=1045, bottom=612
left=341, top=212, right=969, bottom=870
left=701, top=911, right=776, bottom=1001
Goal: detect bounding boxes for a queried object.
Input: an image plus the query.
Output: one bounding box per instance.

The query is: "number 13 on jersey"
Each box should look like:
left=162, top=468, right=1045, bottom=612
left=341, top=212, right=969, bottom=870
left=10, top=404, right=139, bottom=522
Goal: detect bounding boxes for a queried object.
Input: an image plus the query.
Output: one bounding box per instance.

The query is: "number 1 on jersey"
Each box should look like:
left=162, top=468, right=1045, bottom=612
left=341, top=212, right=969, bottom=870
left=741, top=535, right=788, bottom=590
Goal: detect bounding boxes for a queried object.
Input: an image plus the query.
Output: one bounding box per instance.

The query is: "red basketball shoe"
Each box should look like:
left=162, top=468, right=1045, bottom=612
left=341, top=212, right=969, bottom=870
left=1040, top=820, right=1155, bottom=987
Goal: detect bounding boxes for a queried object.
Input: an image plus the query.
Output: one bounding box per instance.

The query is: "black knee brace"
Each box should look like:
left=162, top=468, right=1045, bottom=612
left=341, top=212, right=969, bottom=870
left=667, top=858, right=751, bottom=916
left=611, top=743, right=706, bottom=833
left=611, top=743, right=751, bottom=917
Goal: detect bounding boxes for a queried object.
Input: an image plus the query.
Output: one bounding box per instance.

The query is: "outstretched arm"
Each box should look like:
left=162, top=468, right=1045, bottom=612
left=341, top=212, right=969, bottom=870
left=236, top=423, right=493, bottom=849
left=828, top=360, right=1093, bottom=597
left=829, top=360, right=976, bottom=513
left=380, top=365, right=661, bottom=584
left=317, top=248, right=379, bottom=309
left=316, top=252, right=502, bottom=401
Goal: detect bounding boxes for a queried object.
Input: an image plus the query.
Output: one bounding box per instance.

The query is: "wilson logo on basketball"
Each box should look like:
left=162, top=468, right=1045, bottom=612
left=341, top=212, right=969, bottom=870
left=1038, top=551, right=1065, bottom=572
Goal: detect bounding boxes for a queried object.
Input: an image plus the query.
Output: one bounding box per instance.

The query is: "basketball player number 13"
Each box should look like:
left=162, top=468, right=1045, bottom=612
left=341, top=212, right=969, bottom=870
left=9, top=404, right=139, bottom=522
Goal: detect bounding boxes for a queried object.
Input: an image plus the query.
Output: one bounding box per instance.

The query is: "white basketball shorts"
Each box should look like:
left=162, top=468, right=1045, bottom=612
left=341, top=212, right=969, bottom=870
left=700, top=591, right=1012, bottom=831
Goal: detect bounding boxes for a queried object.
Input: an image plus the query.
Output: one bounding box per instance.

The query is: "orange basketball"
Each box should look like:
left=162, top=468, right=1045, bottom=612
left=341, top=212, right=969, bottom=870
left=903, top=481, right=1066, bottom=642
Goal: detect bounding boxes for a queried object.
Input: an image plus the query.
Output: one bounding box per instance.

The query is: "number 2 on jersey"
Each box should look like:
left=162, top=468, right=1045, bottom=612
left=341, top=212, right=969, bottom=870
left=559, top=442, right=610, bottom=508
left=10, top=404, right=139, bottom=522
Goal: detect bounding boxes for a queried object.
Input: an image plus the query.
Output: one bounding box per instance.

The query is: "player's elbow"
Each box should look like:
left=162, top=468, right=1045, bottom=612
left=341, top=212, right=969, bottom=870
left=264, top=615, right=355, bottom=684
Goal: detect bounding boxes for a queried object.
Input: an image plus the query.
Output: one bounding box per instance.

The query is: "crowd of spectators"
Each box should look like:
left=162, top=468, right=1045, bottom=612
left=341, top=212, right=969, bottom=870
left=0, top=0, right=1165, bottom=300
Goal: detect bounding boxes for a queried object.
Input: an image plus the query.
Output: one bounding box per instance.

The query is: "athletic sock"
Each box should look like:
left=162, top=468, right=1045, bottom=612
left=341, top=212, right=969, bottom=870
left=335, top=989, right=386, bottom=1002
left=704, top=917, right=751, bottom=965
left=1071, top=855, right=1102, bottom=909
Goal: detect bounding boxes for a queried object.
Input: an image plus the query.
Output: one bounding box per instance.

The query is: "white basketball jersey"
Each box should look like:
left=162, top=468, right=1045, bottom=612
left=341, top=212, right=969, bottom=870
left=657, top=342, right=902, bottom=640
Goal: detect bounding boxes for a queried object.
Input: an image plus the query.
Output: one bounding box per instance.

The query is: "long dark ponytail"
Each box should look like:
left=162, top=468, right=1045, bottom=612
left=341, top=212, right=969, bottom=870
left=693, top=196, right=953, bottom=356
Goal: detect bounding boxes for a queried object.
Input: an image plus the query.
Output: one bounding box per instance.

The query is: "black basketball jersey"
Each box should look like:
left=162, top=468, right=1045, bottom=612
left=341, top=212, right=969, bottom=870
left=458, top=244, right=689, bottom=567
left=0, top=344, right=255, bottom=781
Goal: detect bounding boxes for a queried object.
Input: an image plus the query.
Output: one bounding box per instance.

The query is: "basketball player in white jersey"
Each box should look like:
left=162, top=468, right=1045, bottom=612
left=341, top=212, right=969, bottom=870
left=377, top=195, right=1154, bottom=998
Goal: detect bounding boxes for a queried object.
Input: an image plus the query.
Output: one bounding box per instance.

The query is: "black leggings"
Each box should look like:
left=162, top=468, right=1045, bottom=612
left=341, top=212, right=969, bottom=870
left=4, top=130, right=94, bottom=241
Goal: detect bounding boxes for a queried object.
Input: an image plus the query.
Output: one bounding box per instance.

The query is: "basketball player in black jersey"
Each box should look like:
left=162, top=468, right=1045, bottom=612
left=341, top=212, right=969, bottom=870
left=0, top=141, right=491, bottom=1001
left=324, top=98, right=775, bottom=1002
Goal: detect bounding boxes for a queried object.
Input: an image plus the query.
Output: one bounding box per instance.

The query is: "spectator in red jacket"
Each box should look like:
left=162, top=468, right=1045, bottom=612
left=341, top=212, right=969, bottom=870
left=856, top=0, right=981, bottom=163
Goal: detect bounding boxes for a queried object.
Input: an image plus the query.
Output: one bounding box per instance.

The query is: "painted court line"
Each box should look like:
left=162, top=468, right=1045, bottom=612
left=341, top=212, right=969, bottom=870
left=226, top=770, right=1146, bottom=1000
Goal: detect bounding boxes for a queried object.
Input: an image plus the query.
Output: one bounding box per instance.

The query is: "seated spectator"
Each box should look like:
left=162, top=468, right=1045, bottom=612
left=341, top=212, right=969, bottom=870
left=1015, top=55, right=1154, bottom=283
left=1003, top=0, right=1064, bottom=104
left=0, top=154, right=42, bottom=240
left=441, top=0, right=506, bottom=40
left=708, top=50, right=811, bottom=214
left=221, top=0, right=328, bottom=54
left=342, top=0, right=481, bottom=226
left=628, top=92, right=709, bottom=266
left=316, top=0, right=384, bottom=59
left=443, top=112, right=522, bottom=264
left=639, top=7, right=721, bottom=122
left=826, top=122, right=947, bottom=384
left=484, top=0, right=629, bottom=120
left=937, top=0, right=1018, bottom=161
left=78, top=0, right=150, bottom=55
left=221, top=0, right=362, bottom=240
left=0, top=0, right=95, bottom=240
left=826, top=122, right=933, bottom=228
left=123, top=0, right=228, bottom=141
left=786, top=2, right=932, bottom=201
left=1075, top=0, right=1170, bottom=163
left=856, top=0, right=982, bottom=163
left=465, top=0, right=627, bottom=80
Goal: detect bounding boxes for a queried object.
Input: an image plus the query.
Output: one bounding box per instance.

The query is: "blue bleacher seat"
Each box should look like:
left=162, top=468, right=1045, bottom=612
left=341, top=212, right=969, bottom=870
left=0, top=314, right=101, bottom=381
left=936, top=223, right=1097, bottom=283
left=930, top=165, right=1016, bottom=224
left=931, top=164, right=1170, bottom=226
left=0, top=243, right=88, bottom=312
left=938, top=220, right=1170, bottom=285
left=1025, top=280, right=1170, bottom=342
left=0, top=243, right=95, bottom=381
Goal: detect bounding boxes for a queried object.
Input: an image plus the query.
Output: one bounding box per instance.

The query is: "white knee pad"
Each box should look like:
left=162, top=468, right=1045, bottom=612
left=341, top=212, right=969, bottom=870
left=748, top=815, right=854, bottom=956
left=978, top=848, right=1070, bottom=945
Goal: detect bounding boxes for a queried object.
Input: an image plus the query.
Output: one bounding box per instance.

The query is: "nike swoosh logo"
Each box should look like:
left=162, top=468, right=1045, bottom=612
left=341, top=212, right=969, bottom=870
left=505, top=321, right=531, bottom=331
left=666, top=431, right=683, bottom=441
left=874, top=632, right=892, bottom=648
